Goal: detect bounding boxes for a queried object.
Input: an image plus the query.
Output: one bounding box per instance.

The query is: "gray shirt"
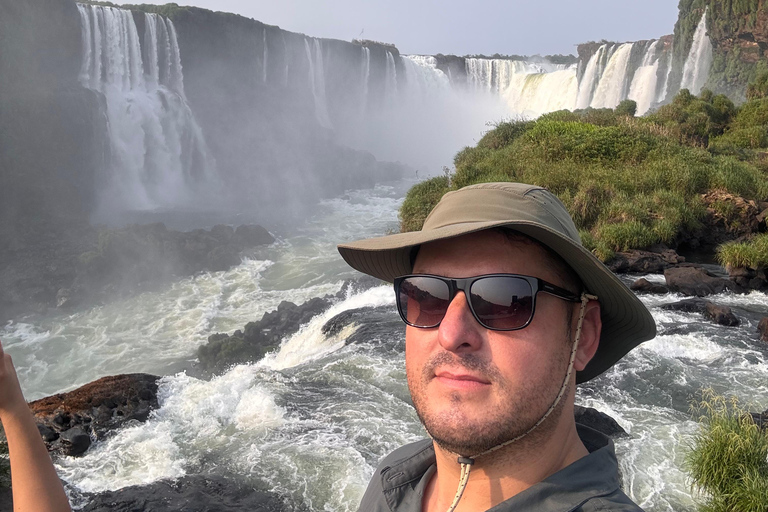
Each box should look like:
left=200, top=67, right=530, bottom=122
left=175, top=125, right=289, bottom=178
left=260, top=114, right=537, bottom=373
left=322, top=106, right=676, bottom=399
left=357, top=424, right=644, bottom=511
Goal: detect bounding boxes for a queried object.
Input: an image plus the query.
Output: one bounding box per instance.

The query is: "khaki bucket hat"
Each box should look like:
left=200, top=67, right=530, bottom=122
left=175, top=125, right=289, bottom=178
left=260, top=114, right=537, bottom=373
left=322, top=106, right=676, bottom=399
left=337, top=182, right=656, bottom=383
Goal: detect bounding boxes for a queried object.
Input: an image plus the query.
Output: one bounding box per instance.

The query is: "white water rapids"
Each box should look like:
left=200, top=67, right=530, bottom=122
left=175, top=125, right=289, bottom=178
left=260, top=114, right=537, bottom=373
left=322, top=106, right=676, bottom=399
left=3, top=180, right=768, bottom=511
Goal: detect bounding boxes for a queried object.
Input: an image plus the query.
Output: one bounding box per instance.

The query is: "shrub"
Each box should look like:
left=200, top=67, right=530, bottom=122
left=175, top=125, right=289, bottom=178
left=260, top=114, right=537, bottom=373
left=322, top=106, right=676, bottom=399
left=747, top=70, right=768, bottom=100
left=477, top=120, right=533, bottom=150
left=685, top=390, right=768, bottom=512
left=399, top=176, right=449, bottom=232
left=615, top=99, right=637, bottom=117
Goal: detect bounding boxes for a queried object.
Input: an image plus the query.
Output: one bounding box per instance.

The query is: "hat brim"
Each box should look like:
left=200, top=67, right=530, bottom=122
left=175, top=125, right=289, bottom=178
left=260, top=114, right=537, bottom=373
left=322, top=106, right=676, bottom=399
left=338, top=219, right=656, bottom=383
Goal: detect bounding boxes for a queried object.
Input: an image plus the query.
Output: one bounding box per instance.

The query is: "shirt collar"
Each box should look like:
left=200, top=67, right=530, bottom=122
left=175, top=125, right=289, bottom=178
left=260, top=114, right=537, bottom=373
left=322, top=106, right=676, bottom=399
left=380, top=424, right=622, bottom=512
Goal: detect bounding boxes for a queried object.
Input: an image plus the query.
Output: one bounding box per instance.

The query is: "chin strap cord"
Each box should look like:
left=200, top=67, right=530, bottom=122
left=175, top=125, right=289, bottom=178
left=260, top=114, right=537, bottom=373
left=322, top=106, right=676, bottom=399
left=443, top=292, right=597, bottom=512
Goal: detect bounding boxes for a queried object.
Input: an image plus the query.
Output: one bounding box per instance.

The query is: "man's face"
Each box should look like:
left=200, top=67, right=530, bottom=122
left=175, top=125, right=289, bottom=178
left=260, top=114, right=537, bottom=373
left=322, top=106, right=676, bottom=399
left=405, top=230, right=576, bottom=456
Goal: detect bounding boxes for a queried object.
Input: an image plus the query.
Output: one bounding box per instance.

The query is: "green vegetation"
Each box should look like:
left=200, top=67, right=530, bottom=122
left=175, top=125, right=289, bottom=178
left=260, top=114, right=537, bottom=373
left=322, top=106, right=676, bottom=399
left=685, top=390, right=768, bottom=512
left=400, top=84, right=768, bottom=263
left=718, top=234, right=768, bottom=269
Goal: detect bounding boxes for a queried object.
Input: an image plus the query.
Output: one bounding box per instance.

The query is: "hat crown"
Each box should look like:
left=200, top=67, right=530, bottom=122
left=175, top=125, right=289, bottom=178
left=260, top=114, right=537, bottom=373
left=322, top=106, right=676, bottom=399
left=423, top=182, right=581, bottom=245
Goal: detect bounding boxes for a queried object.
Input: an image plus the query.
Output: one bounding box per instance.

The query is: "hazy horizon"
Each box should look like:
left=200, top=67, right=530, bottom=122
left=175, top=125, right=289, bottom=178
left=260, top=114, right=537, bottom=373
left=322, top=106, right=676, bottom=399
left=135, top=0, right=681, bottom=56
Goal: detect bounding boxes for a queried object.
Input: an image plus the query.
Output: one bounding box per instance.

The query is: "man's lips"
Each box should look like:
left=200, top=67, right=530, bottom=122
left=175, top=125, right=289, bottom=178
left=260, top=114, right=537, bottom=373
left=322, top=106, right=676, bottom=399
left=433, top=370, right=491, bottom=389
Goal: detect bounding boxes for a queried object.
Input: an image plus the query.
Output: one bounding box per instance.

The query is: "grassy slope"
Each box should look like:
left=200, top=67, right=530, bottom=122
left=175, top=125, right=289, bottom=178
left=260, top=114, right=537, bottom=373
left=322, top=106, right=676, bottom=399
left=400, top=86, right=768, bottom=265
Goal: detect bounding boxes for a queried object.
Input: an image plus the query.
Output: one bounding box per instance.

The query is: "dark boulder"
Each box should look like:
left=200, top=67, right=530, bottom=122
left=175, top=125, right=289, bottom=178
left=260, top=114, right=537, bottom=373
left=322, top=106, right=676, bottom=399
left=664, top=266, right=745, bottom=297
left=726, top=265, right=768, bottom=291
left=80, top=475, right=291, bottom=512
left=198, top=297, right=332, bottom=374
left=59, top=427, right=91, bottom=457
left=661, top=298, right=740, bottom=326
left=234, top=225, right=275, bottom=248
left=630, top=278, right=669, bottom=294
left=607, top=249, right=684, bottom=274
left=574, top=405, right=627, bottom=437
left=758, top=317, right=768, bottom=342
left=27, top=374, right=160, bottom=457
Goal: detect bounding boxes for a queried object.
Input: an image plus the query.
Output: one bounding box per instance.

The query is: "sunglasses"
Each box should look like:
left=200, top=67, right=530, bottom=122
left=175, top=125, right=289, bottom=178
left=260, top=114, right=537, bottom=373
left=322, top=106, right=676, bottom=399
left=394, top=274, right=581, bottom=331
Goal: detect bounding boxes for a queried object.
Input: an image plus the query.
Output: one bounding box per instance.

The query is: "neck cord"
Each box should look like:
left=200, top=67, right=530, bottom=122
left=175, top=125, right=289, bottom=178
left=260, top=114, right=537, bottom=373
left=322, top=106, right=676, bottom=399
left=443, top=292, right=597, bottom=512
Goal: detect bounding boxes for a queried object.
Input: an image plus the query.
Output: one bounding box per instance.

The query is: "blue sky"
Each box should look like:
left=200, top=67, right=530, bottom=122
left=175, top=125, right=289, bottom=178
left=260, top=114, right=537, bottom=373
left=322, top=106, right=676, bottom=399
left=139, top=0, right=681, bottom=56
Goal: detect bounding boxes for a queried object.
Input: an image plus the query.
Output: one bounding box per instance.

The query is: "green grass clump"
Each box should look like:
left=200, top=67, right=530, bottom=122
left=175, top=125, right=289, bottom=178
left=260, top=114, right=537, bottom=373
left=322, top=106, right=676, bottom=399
left=685, top=390, right=768, bottom=512
left=717, top=234, right=768, bottom=269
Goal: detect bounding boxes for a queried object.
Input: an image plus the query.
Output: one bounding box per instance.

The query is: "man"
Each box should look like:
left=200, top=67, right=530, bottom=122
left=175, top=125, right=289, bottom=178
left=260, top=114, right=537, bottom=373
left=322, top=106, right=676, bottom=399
left=338, top=182, right=656, bottom=512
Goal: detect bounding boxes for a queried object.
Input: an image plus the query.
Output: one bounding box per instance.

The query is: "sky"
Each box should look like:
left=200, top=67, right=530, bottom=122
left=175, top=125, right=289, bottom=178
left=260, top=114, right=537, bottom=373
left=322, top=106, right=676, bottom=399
left=138, top=0, right=681, bottom=56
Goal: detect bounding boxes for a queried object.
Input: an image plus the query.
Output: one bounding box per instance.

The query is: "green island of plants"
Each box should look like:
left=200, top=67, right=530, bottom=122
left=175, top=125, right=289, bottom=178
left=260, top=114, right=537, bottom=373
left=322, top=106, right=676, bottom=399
left=400, top=74, right=768, bottom=266
left=686, top=390, right=768, bottom=512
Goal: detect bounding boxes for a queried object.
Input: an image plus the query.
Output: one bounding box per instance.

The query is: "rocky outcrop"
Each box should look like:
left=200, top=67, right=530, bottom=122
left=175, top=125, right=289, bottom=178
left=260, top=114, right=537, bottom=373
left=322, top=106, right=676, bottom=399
left=607, top=248, right=685, bottom=274
left=27, top=374, right=160, bottom=457
left=664, top=266, right=745, bottom=297
left=758, top=317, right=768, bottom=343
left=727, top=265, right=768, bottom=292
left=79, top=475, right=291, bottom=512
left=661, top=298, right=740, bottom=327
left=630, top=278, right=670, bottom=294
left=199, top=297, right=332, bottom=374
left=198, top=276, right=382, bottom=374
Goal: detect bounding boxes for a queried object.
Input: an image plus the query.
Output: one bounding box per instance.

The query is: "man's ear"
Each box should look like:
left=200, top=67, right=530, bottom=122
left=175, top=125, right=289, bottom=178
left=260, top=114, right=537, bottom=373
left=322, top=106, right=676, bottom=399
left=574, top=300, right=601, bottom=371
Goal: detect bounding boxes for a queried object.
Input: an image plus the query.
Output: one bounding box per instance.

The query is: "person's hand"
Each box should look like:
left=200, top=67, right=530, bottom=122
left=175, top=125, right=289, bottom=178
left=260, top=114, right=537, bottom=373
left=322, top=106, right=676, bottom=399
left=0, top=340, right=28, bottom=419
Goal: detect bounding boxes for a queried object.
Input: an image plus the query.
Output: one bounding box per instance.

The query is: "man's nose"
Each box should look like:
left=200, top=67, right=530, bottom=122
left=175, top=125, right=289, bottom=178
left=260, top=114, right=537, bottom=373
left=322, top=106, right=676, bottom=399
left=437, top=291, right=484, bottom=352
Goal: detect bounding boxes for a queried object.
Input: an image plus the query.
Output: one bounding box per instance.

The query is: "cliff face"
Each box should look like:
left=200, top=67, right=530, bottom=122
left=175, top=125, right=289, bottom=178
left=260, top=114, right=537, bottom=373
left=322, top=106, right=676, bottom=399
left=0, top=0, right=105, bottom=239
left=673, top=0, right=768, bottom=100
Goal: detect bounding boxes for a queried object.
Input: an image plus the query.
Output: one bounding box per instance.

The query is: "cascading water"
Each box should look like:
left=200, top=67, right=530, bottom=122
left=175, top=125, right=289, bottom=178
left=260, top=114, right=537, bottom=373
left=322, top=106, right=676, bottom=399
left=76, top=4, right=215, bottom=216
left=589, top=43, right=634, bottom=108
left=384, top=51, right=398, bottom=102
left=680, top=8, right=713, bottom=95
left=628, top=41, right=661, bottom=115
left=262, top=27, right=268, bottom=83
left=304, top=37, right=333, bottom=129
left=360, top=46, right=371, bottom=116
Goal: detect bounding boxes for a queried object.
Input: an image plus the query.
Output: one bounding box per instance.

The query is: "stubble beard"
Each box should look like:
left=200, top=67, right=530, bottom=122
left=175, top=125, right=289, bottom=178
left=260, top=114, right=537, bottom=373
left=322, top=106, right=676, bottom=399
left=407, top=333, right=573, bottom=457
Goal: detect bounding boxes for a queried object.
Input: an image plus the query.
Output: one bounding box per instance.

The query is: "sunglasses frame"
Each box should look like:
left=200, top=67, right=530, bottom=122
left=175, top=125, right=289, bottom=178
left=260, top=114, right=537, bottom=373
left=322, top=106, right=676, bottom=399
left=394, top=273, right=582, bottom=331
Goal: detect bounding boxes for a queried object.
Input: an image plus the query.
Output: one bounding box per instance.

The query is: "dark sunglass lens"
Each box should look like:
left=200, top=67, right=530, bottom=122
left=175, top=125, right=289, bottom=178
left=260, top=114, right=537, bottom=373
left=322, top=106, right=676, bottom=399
left=398, top=277, right=451, bottom=327
left=470, top=277, right=534, bottom=329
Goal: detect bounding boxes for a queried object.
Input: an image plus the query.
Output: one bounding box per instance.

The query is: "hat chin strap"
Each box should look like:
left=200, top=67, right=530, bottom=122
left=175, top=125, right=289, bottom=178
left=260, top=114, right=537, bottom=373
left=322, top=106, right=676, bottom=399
left=443, top=292, right=598, bottom=512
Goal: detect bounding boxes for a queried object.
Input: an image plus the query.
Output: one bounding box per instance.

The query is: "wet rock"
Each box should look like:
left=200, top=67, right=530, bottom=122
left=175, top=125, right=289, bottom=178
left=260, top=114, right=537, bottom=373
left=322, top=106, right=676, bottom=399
left=574, top=406, right=626, bottom=438
left=29, top=374, right=159, bottom=456
left=210, top=224, right=236, bottom=243
left=322, top=307, right=381, bottom=337
left=664, top=266, right=745, bottom=297
left=234, top=225, right=274, bottom=248
left=37, top=424, right=59, bottom=443
left=661, top=298, right=740, bottom=326
left=80, top=474, right=291, bottom=512
left=206, top=244, right=241, bottom=272
left=59, top=427, right=91, bottom=456
left=758, top=317, right=768, bottom=342
left=607, top=249, right=684, bottom=274
left=726, top=265, right=768, bottom=291
left=198, top=297, right=332, bottom=374
left=630, top=278, right=669, bottom=294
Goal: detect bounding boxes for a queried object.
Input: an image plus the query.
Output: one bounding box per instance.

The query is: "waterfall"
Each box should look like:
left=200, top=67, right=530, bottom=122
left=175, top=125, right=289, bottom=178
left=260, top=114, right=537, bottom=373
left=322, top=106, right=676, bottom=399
left=360, top=46, right=371, bottom=115
left=262, top=28, right=268, bottom=83
left=680, top=8, right=713, bottom=94
left=503, top=67, right=578, bottom=117
left=385, top=51, right=398, bottom=101
left=589, top=43, right=634, bottom=108
left=76, top=3, right=215, bottom=214
left=465, top=58, right=553, bottom=94
left=401, top=55, right=451, bottom=98
left=304, top=37, right=333, bottom=129
left=576, top=44, right=610, bottom=109
left=628, top=40, right=660, bottom=115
